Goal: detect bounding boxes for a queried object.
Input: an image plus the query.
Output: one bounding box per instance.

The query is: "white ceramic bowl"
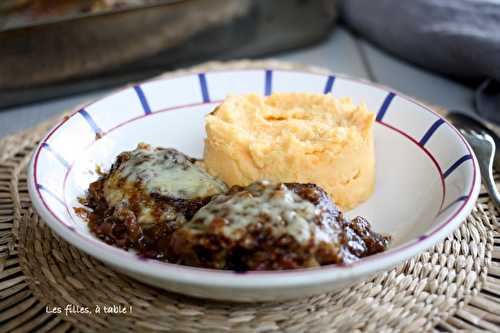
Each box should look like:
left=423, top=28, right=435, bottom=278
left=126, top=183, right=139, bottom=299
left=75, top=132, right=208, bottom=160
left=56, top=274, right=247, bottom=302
left=28, top=69, right=480, bottom=302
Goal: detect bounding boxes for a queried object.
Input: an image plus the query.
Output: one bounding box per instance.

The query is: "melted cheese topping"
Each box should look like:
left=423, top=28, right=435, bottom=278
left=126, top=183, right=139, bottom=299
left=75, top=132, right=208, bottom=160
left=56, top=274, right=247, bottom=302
left=189, top=181, right=336, bottom=245
left=102, top=144, right=227, bottom=225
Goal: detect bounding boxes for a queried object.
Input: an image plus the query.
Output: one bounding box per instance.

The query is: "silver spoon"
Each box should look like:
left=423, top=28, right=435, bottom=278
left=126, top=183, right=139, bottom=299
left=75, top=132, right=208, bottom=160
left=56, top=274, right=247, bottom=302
left=447, top=110, right=500, bottom=170
left=458, top=128, right=500, bottom=207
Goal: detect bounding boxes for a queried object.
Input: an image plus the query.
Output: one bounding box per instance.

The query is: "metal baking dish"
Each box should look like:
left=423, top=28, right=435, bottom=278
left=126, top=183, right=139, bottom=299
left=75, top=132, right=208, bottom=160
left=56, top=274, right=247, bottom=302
left=0, top=1, right=184, bottom=31
left=0, top=0, right=337, bottom=108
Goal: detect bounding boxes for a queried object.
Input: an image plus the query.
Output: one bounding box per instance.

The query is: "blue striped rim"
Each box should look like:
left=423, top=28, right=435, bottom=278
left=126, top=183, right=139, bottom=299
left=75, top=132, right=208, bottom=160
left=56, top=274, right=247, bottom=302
left=198, top=73, right=210, bottom=103
left=41, top=143, right=69, bottom=169
left=265, top=70, right=273, bottom=96
left=443, top=154, right=472, bottom=178
left=78, top=110, right=103, bottom=136
left=438, top=195, right=468, bottom=216
left=323, top=75, right=335, bottom=94
left=134, top=85, right=152, bottom=115
left=38, top=184, right=65, bottom=207
left=419, top=118, right=445, bottom=146
left=376, top=92, right=396, bottom=122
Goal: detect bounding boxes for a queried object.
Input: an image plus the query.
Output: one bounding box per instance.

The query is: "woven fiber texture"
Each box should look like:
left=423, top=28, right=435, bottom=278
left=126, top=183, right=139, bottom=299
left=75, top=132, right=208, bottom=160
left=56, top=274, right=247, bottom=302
left=0, top=61, right=499, bottom=332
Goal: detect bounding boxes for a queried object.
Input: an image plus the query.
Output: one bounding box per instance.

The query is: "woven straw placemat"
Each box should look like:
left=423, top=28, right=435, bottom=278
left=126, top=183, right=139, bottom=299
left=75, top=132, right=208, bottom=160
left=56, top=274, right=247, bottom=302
left=1, top=61, right=500, bottom=332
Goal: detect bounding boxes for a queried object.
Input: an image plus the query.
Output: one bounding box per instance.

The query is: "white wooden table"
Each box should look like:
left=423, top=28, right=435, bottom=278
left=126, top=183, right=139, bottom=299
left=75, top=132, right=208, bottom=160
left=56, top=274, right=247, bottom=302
left=0, top=26, right=475, bottom=138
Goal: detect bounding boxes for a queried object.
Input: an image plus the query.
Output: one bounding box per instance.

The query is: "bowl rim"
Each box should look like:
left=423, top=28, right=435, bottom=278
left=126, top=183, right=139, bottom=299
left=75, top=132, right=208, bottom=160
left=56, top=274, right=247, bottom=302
left=28, top=68, right=480, bottom=288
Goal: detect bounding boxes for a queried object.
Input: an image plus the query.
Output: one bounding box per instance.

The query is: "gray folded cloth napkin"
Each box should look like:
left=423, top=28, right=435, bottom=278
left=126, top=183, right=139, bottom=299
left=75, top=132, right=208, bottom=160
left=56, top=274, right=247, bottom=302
left=338, top=0, right=500, bottom=122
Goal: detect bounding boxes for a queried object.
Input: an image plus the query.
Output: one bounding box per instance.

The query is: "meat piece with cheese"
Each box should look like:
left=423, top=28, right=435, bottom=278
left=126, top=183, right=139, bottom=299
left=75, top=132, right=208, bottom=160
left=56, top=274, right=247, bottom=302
left=83, top=143, right=227, bottom=259
left=170, top=180, right=389, bottom=271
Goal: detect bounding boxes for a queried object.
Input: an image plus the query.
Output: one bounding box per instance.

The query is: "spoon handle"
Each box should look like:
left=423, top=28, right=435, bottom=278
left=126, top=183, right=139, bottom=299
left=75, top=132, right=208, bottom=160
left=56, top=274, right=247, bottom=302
left=477, top=150, right=500, bottom=207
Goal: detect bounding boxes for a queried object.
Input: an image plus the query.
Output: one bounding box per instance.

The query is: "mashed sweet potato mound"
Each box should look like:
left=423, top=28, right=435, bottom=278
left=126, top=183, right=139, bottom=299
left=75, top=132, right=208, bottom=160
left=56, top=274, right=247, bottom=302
left=203, top=93, right=376, bottom=210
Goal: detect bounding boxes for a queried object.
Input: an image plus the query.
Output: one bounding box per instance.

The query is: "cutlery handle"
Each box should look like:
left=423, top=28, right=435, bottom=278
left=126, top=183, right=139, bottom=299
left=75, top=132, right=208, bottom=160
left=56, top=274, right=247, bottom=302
left=477, top=154, right=500, bottom=207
